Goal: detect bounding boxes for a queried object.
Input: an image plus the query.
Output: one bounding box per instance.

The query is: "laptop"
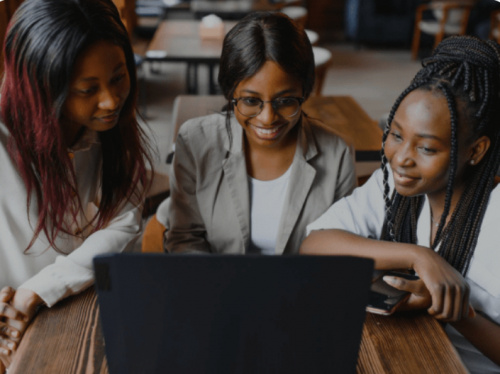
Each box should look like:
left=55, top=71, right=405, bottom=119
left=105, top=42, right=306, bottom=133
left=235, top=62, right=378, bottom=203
left=93, top=254, right=373, bottom=374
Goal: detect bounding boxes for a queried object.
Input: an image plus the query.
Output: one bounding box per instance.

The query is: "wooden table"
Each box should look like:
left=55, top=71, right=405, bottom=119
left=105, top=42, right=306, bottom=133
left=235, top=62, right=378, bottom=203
left=190, top=0, right=299, bottom=19
left=146, top=20, right=236, bottom=94
left=9, top=288, right=467, bottom=374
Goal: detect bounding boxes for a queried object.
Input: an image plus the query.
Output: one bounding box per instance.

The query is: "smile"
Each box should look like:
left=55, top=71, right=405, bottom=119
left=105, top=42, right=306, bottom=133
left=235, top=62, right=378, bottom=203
left=394, top=170, right=419, bottom=185
left=250, top=123, right=286, bottom=139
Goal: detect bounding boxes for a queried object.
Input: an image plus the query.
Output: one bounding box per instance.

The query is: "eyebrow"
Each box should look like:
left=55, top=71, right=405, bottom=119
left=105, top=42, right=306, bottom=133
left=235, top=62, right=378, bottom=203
left=392, top=120, right=446, bottom=142
left=238, top=88, right=300, bottom=97
left=77, top=62, right=126, bottom=82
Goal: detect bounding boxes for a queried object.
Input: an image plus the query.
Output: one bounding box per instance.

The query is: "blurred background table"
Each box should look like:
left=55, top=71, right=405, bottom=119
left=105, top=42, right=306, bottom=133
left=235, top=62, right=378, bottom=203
left=146, top=19, right=236, bottom=94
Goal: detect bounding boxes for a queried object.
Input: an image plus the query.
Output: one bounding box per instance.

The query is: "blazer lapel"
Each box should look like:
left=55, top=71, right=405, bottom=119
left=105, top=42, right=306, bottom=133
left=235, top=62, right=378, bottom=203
left=275, top=121, right=318, bottom=254
left=221, top=119, right=250, bottom=252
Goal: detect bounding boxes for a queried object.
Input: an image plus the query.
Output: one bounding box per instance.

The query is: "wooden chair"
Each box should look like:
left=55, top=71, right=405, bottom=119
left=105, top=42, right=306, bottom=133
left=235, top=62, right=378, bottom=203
left=411, top=1, right=475, bottom=60
left=280, top=6, right=308, bottom=29
left=312, top=46, right=333, bottom=96
left=489, top=9, right=500, bottom=44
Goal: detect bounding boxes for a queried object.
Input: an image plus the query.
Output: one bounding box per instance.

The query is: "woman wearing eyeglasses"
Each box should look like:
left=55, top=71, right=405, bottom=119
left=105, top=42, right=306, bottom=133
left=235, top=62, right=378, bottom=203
left=164, top=12, right=356, bottom=254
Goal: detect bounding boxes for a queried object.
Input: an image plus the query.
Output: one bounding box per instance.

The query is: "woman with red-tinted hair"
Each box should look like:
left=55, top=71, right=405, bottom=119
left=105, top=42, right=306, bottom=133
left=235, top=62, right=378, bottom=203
left=0, top=0, right=152, bottom=369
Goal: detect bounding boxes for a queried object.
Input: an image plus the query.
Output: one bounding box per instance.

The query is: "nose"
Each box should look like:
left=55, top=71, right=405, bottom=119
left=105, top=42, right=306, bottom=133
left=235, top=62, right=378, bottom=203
left=98, top=86, right=120, bottom=111
left=392, top=142, right=415, bottom=167
left=255, top=101, right=278, bottom=125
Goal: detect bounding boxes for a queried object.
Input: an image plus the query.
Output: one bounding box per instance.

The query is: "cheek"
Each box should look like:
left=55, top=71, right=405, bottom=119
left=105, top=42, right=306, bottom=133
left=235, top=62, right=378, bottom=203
left=383, top=139, right=396, bottom=161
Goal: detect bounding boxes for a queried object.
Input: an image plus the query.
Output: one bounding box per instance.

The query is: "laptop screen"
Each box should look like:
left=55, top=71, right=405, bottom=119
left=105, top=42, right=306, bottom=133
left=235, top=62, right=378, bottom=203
left=94, top=254, right=373, bottom=374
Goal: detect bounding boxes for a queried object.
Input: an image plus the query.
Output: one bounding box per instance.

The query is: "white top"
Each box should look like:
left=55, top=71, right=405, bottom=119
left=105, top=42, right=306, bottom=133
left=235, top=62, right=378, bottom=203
left=248, top=167, right=291, bottom=255
left=0, top=121, right=142, bottom=307
left=307, top=169, right=500, bottom=374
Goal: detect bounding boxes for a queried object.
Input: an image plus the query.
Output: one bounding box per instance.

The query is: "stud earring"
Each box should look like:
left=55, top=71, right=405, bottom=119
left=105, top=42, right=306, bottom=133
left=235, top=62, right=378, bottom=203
left=470, top=159, right=475, bottom=165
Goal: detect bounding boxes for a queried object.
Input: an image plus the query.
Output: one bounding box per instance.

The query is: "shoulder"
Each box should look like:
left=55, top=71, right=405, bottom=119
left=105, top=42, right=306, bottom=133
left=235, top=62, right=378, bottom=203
left=174, top=113, right=231, bottom=162
left=177, top=113, right=227, bottom=143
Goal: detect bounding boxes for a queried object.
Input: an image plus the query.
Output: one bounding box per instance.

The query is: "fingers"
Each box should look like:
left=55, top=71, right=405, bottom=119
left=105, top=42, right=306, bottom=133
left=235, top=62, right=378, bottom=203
left=0, top=324, right=20, bottom=340
left=0, top=287, right=14, bottom=303
left=426, top=282, right=470, bottom=322
left=0, top=301, right=28, bottom=322
left=383, top=276, right=426, bottom=295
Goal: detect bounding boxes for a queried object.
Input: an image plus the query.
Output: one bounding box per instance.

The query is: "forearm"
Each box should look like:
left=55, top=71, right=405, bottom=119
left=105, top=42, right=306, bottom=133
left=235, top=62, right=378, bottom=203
left=451, top=314, right=500, bottom=366
left=300, top=229, right=422, bottom=270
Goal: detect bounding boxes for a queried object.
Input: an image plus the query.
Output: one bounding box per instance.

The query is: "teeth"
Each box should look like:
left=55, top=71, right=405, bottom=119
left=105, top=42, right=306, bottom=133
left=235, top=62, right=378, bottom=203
left=253, top=125, right=282, bottom=136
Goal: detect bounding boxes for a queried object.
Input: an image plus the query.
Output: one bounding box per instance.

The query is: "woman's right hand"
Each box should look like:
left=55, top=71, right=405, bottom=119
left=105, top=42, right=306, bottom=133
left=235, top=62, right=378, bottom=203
left=410, top=247, right=471, bottom=322
left=0, top=287, right=25, bottom=369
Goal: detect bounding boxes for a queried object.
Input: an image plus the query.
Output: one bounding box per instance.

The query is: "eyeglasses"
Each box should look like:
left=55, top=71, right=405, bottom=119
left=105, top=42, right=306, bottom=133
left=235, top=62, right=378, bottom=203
left=231, top=96, right=304, bottom=118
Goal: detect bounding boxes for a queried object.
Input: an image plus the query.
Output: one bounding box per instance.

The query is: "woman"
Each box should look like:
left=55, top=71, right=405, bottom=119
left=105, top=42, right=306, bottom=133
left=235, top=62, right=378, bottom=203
left=0, top=0, right=152, bottom=369
left=165, top=12, right=356, bottom=255
left=301, top=36, right=500, bottom=373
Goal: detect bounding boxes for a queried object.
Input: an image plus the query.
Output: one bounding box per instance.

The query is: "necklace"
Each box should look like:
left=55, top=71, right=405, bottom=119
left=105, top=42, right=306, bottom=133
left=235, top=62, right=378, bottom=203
left=430, top=208, right=441, bottom=228
left=431, top=215, right=440, bottom=228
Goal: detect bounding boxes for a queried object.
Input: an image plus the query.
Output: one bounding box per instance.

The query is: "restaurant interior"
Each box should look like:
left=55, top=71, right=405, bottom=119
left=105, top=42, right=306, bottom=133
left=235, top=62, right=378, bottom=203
left=3, top=0, right=500, bottom=244
left=2, top=1, right=500, bottom=373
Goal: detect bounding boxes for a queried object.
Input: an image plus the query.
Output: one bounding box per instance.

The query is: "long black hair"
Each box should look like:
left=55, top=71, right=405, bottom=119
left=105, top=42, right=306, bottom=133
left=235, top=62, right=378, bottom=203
left=1, top=0, right=152, bottom=251
left=380, top=36, right=500, bottom=275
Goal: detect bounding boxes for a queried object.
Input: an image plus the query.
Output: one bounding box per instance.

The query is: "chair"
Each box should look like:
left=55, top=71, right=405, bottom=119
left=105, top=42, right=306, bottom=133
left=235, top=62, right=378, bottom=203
left=305, top=29, right=319, bottom=45
left=489, top=9, right=500, bottom=43
left=344, top=0, right=420, bottom=46
left=142, top=197, right=170, bottom=253
left=280, top=6, right=308, bottom=28
left=312, top=46, right=333, bottom=96
left=411, top=1, right=475, bottom=60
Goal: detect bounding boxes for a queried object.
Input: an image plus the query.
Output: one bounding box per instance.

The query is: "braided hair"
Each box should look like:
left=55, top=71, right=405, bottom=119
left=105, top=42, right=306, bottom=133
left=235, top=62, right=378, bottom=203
left=380, top=36, right=500, bottom=276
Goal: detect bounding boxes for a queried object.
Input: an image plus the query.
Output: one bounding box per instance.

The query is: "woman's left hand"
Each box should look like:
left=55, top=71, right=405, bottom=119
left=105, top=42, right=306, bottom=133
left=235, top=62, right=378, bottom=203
left=411, top=248, right=472, bottom=322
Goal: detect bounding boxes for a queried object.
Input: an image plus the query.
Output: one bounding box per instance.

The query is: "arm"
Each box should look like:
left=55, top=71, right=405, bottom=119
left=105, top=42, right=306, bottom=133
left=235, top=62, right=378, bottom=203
left=17, top=189, right=143, bottom=308
left=302, top=229, right=470, bottom=321
left=451, top=314, right=500, bottom=366
left=165, top=129, right=211, bottom=254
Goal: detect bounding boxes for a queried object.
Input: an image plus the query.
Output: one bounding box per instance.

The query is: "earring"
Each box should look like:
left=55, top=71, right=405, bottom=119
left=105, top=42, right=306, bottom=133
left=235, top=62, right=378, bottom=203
left=470, top=159, right=475, bottom=165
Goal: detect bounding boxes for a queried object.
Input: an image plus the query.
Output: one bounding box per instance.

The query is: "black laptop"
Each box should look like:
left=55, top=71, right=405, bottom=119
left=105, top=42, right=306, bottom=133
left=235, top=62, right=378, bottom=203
left=93, top=254, right=373, bottom=374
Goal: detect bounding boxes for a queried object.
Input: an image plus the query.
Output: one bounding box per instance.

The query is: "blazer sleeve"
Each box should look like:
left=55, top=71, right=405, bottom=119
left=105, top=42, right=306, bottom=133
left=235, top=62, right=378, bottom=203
left=334, top=142, right=357, bottom=202
left=165, top=125, right=211, bottom=254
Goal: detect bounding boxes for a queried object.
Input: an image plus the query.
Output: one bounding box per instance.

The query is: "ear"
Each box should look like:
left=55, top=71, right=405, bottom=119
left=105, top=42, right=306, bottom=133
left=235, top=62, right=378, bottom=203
left=468, top=136, right=491, bottom=166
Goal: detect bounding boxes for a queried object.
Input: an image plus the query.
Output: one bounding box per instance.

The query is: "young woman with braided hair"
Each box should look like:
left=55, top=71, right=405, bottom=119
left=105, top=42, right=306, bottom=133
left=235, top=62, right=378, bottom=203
left=301, top=35, right=500, bottom=373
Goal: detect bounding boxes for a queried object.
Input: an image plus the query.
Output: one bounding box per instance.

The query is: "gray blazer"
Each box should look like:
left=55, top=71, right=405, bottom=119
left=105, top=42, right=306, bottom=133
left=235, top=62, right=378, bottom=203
left=165, top=113, right=356, bottom=255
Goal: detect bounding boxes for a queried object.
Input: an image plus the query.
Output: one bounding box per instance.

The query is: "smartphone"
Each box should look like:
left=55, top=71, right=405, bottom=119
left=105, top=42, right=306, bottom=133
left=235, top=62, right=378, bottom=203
left=366, top=270, right=420, bottom=316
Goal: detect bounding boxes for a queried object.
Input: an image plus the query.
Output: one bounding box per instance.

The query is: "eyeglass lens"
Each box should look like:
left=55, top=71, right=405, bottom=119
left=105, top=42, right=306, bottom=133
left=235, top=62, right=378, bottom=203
left=235, top=97, right=301, bottom=118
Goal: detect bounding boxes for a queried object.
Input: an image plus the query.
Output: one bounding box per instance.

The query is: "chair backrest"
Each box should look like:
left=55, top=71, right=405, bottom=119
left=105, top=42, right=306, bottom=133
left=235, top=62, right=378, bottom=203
left=312, top=46, right=333, bottom=96
left=281, top=6, right=308, bottom=28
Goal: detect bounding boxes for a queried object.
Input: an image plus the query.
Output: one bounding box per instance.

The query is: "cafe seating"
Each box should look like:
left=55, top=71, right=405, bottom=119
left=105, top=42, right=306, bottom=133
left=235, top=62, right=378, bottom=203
left=312, top=46, right=332, bottom=96
left=489, top=9, right=500, bottom=43
left=411, top=1, right=474, bottom=60
left=280, top=6, right=308, bottom=28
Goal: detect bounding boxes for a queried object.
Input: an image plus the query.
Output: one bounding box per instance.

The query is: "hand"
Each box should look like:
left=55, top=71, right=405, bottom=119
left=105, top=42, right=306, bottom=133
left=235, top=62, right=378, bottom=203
left=7, top=288, right=43, bottom=338
left=383, top=275, right=432, bottom=312
left=0, top=287, right=26, bottom=369
left=411, top=247, right=471, bottom=322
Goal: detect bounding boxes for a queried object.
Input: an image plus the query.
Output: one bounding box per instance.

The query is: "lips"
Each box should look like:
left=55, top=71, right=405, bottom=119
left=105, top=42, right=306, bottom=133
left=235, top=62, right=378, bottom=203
left=250, top=123, right=286, bottom=140
left=393, top=169, right=419, bottom=186
left=96, top=111, right=120, bottom=123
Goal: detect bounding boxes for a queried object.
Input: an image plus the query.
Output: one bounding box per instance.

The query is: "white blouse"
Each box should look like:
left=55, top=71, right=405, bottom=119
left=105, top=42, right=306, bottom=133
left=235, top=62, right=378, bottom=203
left=307, top=169, right=500, bottom=374
left=0, top=122, right=142, bottom=307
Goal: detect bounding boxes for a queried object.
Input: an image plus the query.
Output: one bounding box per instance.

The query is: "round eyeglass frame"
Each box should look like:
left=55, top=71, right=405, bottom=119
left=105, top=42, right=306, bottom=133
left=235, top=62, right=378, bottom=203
left=231, top=97, right=305, bottom=118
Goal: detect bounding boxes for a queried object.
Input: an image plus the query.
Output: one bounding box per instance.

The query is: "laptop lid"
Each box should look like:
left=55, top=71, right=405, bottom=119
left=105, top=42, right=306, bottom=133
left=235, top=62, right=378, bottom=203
left=94, top=254, right=373, bottom=374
